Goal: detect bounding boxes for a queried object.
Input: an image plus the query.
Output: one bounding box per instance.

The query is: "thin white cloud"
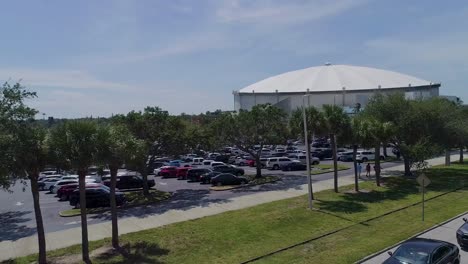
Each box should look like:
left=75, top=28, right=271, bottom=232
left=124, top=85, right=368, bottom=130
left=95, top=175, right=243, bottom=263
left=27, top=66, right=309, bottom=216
left=216, top=0, right=369, bottom=25
left=0, top=68, right=132, bottom=91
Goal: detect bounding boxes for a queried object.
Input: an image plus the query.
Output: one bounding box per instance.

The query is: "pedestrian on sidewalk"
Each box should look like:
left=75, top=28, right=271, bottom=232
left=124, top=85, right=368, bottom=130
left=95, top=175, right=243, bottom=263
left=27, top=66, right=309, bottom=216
left=357, top=162, right=362, bottom=178
left=365, top=163, right=371, bottom=178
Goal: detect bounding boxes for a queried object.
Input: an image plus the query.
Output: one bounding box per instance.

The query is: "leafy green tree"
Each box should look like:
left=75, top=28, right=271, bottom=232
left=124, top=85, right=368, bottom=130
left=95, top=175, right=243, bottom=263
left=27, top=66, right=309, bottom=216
left=321, top=105, right=350, bottom=192
left=0, top=82, right=49, bottom=264
left=95, top=125, right=138, bottom=248
left=50, top=121, right=99, bottom=263
left=215, top=104, right=288, bottom=178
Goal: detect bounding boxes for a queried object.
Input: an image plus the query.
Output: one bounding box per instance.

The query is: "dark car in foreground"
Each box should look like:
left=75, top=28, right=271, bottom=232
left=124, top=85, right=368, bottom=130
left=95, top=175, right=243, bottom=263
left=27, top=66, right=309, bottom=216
left=69, top=186, right=126, bottom=208
left=211, top=173, right=249, bottom=186
left=281, top=161, right=307, bottom=171
left=199, top=171, right=221, bottom=184
left=187, top=168, right=212, bottom=182
left=103, top=175, right=155, bottom=190
left=456, top=217, right=468, bottom=248
left=384, top=238, right=460, bottom=264
left=212, top=165, right=244, bottom=176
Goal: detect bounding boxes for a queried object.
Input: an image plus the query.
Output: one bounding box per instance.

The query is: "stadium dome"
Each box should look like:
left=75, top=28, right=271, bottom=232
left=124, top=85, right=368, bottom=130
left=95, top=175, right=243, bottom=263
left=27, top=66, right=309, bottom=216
left=238, top=64, right=433, bottom=93
left=233, top=64, right=440, bottom=114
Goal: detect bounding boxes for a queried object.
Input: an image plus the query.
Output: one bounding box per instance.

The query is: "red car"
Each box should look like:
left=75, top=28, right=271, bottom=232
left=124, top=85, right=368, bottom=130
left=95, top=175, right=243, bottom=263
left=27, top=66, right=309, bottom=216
left=247, top=159, right=255, bottom=167
left=57, top=183, right=104, bottom=201
left=159, top=166, right=178, bottom=178
left=176, top=167, right=192, bottom=180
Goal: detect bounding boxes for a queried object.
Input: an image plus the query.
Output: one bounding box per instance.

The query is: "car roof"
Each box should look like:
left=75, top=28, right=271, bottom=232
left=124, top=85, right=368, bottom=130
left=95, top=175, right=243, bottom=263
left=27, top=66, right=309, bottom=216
left=399, top=238, right=451, bottom=251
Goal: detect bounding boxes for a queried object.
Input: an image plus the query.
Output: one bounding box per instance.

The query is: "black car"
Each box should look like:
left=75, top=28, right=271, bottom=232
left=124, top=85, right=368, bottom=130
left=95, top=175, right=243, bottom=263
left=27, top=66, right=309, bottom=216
left=69, top=187, right=126, bottom=208
left=211, top=173, right=249, bottom=186
left=311, top=148, right=333, bottom=160
left=103, top=175, right=155, bottom=190
left=281, top=162, right=307, bottom=171
left=456, top=217, right=468, bottom=248
left=186, top=168, right=212, bottom=182
left=212, top=165, right=244, bottom=176
left=200, top=171, right=221, bottom=184
left=384, top=238, right=460, bottom=264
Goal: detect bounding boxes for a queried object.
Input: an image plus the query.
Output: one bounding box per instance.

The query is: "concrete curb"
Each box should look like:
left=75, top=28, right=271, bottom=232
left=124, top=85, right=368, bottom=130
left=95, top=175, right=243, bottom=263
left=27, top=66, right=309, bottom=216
left=355, top=206, right=468, bottom=263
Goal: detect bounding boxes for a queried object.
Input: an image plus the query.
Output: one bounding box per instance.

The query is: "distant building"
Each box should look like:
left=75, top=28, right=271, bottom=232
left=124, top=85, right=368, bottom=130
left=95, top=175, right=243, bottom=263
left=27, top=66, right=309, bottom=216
left=234, top=64, right=441, bottom=114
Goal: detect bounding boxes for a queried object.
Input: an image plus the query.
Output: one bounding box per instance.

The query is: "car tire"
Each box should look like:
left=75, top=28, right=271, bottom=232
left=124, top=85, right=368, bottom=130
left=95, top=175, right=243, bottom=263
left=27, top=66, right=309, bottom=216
left=312, top=161, right=319, bottom=165
left=75, top=202, right=80, bottom=209
left=362, top=157, right=368, bottom=162
left=216, top=182, right=222, bottom=186
left=49, top=186, right=54, bottom=193
left=287, top=167, right=292, bottom=171
left=273, top=165, right=279, bottom=170
left=240, top=162, right=245, bottom=166
left=60, top=194, right=67, bottom=201
left=380, top=156, right=385, bottom=160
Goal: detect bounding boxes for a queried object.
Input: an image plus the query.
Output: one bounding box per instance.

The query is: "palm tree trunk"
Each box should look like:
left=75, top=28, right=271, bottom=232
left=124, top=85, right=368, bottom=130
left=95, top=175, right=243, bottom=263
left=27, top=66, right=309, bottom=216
left=460, top=147, right=464, bottom=164
left=30, top=174, right=47, bottom=264
left=141, top=168, right=150, bottom=196
left=78, top=169, right=90, bottom=263
left=109, top=166, right=119, bottom=249
left=353, top=145, right=359, bottom=192
left=445, top=149, right=451, bottom=166
left=403, top=156, right=411, bottom=176
left=255, top=154, right=262, bottom=178
left=330, top=134, right=338, bottom=193
left=375, top=145, right=381, bottom=187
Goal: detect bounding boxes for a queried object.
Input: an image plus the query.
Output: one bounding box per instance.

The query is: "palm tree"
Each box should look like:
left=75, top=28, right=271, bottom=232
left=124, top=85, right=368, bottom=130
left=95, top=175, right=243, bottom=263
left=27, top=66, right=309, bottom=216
left=95, top=125, right=137, bottom=249
left=50, top=121, right=99, bottom=263
left=0, top=82, right=48, bottom=264
left=321, top=105, right=349, bottom=193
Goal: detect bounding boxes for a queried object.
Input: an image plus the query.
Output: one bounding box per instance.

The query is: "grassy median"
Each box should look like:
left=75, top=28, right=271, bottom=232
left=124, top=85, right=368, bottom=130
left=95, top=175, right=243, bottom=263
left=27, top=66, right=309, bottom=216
left=7, top=163, right=468, bottom=264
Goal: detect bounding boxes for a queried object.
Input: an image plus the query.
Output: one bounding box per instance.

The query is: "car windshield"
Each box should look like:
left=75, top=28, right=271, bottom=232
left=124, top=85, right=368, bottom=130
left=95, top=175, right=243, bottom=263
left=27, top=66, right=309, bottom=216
left=392, top=245, right=430, bottom=264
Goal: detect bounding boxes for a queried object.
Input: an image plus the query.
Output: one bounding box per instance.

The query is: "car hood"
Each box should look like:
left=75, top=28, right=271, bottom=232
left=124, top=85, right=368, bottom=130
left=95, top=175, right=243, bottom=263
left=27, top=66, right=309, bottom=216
left=382, top=257, right=406, bottom=264
left=458, top=222, right=468, bottom=234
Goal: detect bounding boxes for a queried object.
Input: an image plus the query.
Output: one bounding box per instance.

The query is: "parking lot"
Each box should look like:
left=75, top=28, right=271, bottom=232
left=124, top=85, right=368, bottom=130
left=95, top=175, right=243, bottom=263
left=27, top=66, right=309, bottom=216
left=0, top=158, right=400, bottom=242
left=362, top=213, right=468, bottom=263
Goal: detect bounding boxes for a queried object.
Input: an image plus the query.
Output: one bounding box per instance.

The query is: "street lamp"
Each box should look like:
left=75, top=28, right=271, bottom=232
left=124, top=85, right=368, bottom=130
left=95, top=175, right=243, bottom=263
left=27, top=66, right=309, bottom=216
left=302, top=95, right=314, bottom=209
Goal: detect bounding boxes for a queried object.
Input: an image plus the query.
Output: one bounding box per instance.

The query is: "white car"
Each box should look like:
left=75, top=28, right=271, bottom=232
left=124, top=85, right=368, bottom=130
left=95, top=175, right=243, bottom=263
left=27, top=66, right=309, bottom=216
left=288, top=154, right=320, bottom=165
left=40, top=178, right=61, bottom=191
left=234, top=157, right=250, bottom=166
left=266, top=157, right=294, bottom=170
left=50, top=180, right=78, bottom=193
left=355, top=151, right=385, bottom=162
left=60, top=175, right=78, bottom=181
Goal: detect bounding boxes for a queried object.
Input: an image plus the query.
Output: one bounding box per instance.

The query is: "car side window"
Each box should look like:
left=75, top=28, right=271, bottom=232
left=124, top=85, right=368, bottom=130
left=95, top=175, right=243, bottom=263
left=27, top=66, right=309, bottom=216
left=432, top=246, right=450, bottom=263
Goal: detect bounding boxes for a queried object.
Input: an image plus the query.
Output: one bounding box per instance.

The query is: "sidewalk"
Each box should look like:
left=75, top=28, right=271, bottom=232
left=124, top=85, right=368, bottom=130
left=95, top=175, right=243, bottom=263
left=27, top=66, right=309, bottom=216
left=0, top=155, right=458, bottom=261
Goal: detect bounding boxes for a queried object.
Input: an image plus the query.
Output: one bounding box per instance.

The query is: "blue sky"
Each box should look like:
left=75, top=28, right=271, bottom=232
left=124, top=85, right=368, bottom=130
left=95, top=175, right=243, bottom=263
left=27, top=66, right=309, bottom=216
left=1, top=0, right=467, bottom=118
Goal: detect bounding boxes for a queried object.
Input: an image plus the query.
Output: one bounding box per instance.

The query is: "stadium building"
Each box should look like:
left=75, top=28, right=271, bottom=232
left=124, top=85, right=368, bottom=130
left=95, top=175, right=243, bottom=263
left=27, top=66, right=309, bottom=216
left=233, top=64, right=440, bottom=114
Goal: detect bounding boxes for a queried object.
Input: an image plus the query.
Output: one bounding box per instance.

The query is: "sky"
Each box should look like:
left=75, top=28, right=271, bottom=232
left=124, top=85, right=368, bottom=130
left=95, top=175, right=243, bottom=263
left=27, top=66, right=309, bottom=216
left=0, top=0, right=467, bottom=118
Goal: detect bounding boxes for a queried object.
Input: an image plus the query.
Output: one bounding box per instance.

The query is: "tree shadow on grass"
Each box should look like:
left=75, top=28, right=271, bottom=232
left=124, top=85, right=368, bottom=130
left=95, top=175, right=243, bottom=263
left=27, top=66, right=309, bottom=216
left=93, top=242, right=170, bottom=264
left=316, top=200, right=368, bottom=214
left=0, top=211, right=35, bottom=241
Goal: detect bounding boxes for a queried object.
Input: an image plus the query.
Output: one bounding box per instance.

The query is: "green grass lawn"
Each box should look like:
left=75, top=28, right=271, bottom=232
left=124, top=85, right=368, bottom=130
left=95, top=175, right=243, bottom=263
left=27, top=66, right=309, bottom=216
left=310, top=164, right=350, bottom=175
left=8, top=164, right=468, bottom=264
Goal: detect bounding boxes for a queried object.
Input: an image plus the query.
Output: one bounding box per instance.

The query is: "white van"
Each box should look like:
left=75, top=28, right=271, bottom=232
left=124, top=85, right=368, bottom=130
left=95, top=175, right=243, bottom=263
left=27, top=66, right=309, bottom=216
left=266, top=157, right=293, bottom=170
left=191, top=158, right=204, bottom=166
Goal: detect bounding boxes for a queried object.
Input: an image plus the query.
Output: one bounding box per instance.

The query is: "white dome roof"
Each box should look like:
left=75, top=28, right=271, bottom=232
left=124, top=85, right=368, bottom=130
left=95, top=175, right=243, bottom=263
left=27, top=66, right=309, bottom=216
left=238, top=64, right=434, bottom=93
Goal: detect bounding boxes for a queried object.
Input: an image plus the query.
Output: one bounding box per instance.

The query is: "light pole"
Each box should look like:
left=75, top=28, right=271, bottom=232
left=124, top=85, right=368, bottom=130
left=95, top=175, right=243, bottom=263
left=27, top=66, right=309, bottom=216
left=303, top=95, right=314, bottom=209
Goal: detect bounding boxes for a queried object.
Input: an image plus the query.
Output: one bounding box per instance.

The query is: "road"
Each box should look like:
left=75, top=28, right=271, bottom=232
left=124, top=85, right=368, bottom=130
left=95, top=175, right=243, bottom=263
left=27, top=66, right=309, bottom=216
left=362, top=213, right=468, bottom=263
left=0, top=159, right=401, bottom=242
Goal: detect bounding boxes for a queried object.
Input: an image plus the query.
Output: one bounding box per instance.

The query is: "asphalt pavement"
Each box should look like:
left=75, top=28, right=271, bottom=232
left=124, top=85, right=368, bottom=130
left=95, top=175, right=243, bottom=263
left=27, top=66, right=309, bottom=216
left=361, top=212, right=468, bottom=263
left=0, top=159, right=399, bottom=242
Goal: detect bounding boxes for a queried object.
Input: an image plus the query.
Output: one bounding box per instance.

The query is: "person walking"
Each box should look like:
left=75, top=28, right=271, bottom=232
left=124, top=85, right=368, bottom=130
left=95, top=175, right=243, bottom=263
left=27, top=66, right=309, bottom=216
left=357, top=162, right=362, bottom=178
left=365, top=163, right=371, bottom=178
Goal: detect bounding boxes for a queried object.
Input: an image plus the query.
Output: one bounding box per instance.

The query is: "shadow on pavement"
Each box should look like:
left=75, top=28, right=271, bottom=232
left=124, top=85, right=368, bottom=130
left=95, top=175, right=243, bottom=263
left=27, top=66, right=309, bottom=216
left=0, top=211, right=35, bottom=241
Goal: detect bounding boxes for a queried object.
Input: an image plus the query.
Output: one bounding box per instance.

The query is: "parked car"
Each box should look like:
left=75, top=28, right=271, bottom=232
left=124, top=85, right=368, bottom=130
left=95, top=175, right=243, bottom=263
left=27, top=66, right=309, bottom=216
left=355, top=151, right=385, bottom=162
left=169, top=160, right=183, bottom=167
left=212, top=165, right=245, bottom=175
left=38, top=174, right=63, bottom=182
left=456, top=217, right=468, bottom=248
left=249, top=158, right=268, bottom=167
left=338, top=151, right=354, bottom=162
left=383, top=238, right=460, bottom=264
left=50, top=179, right=78, bottom=193
left=199, top=171, right=222, bottom=184
left=191, top=157, right=204, bottom=166
left=158, top=166, right=178, bottom=178
left=287, top=154, right=320, bottom=165
left=234, top=157, right=250, bottom=166
left=211, top=173, right=249, bottom=186
left=176, top=167, right=192, bottom=180
left=311, top=148, right=333, bottom=160
left=266, top=157, right=293, bottom=170
left=57, top=183, right=105, bottom=201
left=39, top=178, right=61, bottom=191
left=281, top=161, right=307, bottom=171
left=60, top=175, right=78, bottom=181
left=69, top=186, right=126, bottom=209
left=186, top=168, right=212, bottom=182
left=103, top=175, right=155, bottom=190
